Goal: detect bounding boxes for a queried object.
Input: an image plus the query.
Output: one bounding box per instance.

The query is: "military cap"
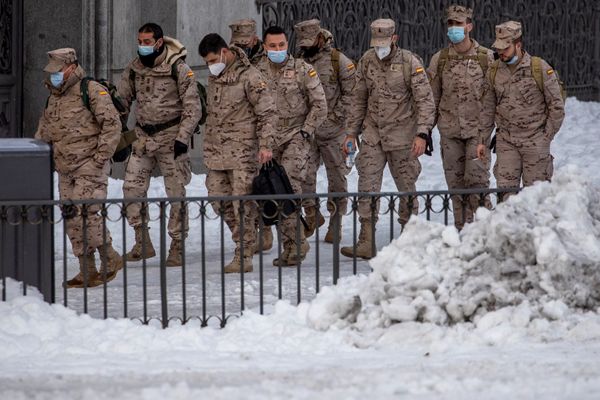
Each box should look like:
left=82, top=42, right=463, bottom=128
left=446, top=5, right=473, bottom=23
left=229, top=19, right=257, bottom=46
left=43, top=48, right=77, bottom=73
left=370, top=19, right=395, bottom=47
left=294, top=19, right=322, bottom=47
left=492, top=21, right=522, bottom=50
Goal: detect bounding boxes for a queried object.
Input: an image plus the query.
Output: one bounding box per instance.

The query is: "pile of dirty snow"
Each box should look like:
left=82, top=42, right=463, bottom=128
left=307, top=166, right=600, bottom=333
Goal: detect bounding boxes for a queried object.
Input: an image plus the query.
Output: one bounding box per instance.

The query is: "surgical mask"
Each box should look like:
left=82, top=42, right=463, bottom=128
left=447, top=27, right=466, bottom=44
left=138, top=45, right=155, bottom=56
left=267, top=50, right=287, bottom=64
left=506, top=54, right=519, bottom=65
left=375, top=46, right=391, bottom=60
left=50, top=71, right=64, bottom=88
left=208, top=50, right=226, bottom=76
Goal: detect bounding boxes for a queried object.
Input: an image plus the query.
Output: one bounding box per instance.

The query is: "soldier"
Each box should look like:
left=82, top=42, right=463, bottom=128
left=485, top=21, right=565, bottom=191
left=294, top=19, right=356, bottom=243
left=35, top=48, right=122, bottom=288
left=254, top=25, right=328, bottom=266
left=427, top=5, right=495, bottom=230
left=118, top=23, right=201, bottom=267
left=198, top=33, right=276, bottom=273
left=229, top=19, right=265, bottom=65
left=340, top=19, right=435, bottom=260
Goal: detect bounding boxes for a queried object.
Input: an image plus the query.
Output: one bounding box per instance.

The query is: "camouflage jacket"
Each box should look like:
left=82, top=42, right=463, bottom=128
left=255, top=53, right=328, bottom=146
left=346, top=46, right=435, bottom=151
left=427, top=40, right=495, bottom=143
left=35, top=65, right=121, bottom=175
left=203, top=46, right=277, bottom=171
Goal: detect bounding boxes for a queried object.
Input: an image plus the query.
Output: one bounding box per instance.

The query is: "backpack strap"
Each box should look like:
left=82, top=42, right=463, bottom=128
left=489, top=59, right=500, bottom=88
left=401, top=50, right=412, bottom=90
left=530, top=56, right=545, bottom=94
left=80, top=77, right=94, bottom=111
left=330, top=48, right=340, bottom=83
left=477, top=47, right=489, bottom=76
left=436, top=47, right=450, bottom=79
left=129, top=68, right=137, bottom=100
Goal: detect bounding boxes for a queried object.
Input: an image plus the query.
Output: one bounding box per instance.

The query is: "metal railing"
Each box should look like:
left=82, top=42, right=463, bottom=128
left=0, top=188, right=518, bottom=327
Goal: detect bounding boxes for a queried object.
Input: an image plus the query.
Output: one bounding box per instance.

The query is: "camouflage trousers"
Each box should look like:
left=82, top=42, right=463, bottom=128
left=123, top=133, right=192, bottom=240
left=356, top=141, right=421, bottom=225
left=58, top=163, right=112, bottom=257
left=273, top=133, right=311, bottom=245
left=302, top=123, right=349, bottom=217
left=441, top=135, right=491, bottom=230
left=206, top=167, right=257, bottom=252
left=494, top=133, right=554, bottom=194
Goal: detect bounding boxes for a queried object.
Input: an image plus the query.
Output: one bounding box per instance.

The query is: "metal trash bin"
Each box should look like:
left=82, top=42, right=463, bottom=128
left=0, top=138, right=54, bottom=302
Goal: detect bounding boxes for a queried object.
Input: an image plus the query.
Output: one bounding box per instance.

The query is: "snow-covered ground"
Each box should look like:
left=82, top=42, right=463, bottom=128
left=2, top=98, right=600, bottom=399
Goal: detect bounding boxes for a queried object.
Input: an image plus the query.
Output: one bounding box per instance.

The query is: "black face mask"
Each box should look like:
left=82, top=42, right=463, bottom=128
left=139, top=45, right=165, bottom=68
left=301, top=45, right=320, bottom=59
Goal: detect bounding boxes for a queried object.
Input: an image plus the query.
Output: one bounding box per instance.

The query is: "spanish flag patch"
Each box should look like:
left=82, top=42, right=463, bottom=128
left=308, top=69, right=318, bottom=78
left=99, top=91, right=108, bottom=96
left=347, top=63, right=355, bottom=70
left=187, top=71, right=195, bottom=77
left=547, top=69, right=554, bottom=75
left=415, top=67, right=424, bottom=74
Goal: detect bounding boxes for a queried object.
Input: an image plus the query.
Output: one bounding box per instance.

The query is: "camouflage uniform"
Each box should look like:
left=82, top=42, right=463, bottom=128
left=294, top=20, right=356, bottom=240
left=229, top=19, right=266, bottom=65
left=35, top=48, right=122, bottom=287
left=118, top=37, right=201, bottom=245
left=204, top=46, right=276, bottom=270
left=254, top=51, right=328, bottom=264
left=427, top=6, right=495, bottom=230
left=485, top=22, right=565, bottom=190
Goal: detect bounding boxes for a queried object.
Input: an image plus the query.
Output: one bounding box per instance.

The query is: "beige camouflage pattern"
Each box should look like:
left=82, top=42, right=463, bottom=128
left=204, top=46, right=276, bottom=171
left=485, top=52, right=565, bottom=188
left=427, top=40, right=495, bottom=229
left=118, top=38, right=201, bottom=239
left=35, top=65, right=121, bottom=257
left=347, top=45, right=434, bottom=223
left=255, top=53, right=327, bottom=245
left=203, top=46, right=277, bottom=250
left=301, top=33, right=356, bottom=215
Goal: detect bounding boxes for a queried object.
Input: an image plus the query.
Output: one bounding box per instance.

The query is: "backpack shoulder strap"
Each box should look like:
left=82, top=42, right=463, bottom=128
left=489, top=59, right=501, bottom=87
left=402, top=50, right=412, bottom=89
left=171, top=59, right=184, bottom=82
left=530, top=56, right=545, bottom=94
left=477, top=47, right=489, bottom=75
left=331, top=48, right=340, bottom=82
left=129, top=68, right=136, bottom=99
left=437, top=47, right=450, bottom=79
left=80, top=77, right=94, bottom=111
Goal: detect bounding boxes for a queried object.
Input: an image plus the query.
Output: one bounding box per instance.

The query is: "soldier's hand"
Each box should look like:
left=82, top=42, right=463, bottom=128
left=258, top=148, right=273, bottom=164
left=174, top=140, right=188, bottom=159
left=342, top=135, right=357, bottom=155
left=476, top=144, right=487, bottom=161
left=412, top=136, right=427, bottom=158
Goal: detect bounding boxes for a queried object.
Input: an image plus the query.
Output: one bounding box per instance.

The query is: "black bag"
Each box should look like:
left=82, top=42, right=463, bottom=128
left=252, top=160, right=299, bottom=226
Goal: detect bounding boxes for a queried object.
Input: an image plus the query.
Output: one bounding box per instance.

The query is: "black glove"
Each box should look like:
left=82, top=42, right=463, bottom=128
left=489, top=135, right=497, bottom=154
left=174, top=140, right=188, bottom=159
left=112, top=144, right=131, bottom=163
left=418, top=132, right=434, bottom=156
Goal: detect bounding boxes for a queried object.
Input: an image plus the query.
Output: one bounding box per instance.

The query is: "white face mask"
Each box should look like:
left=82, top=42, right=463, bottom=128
left=208, top=50, right=226, bottom=76
left=375, top=46, right=391, bottom=60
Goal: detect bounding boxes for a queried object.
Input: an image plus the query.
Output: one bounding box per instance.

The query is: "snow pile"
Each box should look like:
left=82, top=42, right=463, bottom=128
left=307, top=166, right=600, bottom=334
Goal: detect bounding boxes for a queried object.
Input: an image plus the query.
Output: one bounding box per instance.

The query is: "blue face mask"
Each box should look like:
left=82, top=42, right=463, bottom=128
left=50, top=71, right=64, bottom=88
left=506, top=54, right=519, bottom=65
left=447, top=27, right=466, bottom=44
left=267, top=50, right=287, bottom=64
left=138, top=45, right=156, bottom=56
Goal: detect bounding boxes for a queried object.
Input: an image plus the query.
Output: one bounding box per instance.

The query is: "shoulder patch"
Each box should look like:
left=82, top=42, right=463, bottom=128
left=187, top=71, right=195, bottom=77
left=547, top=69, right=554, bottom=75
left=99, top=91, right=108, bottom=96
left=347, top=63, right=355, bottom=70
left=308, top=68, right=317, bottom=78
left=415, top=67, right=424, bottom=74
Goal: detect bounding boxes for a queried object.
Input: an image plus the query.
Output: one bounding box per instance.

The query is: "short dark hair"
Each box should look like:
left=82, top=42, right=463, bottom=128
left=514, top=37, right=523, bottom=46
left=198, top=33, right=228, bottom=57
left=466, top=17, right=472, bottom=24
left=139, top=23, right=163, bottom=40
left=263, top=25, right=287, bottom=42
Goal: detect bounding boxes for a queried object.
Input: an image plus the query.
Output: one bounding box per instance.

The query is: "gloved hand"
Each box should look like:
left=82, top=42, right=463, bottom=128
left=489, top=135, right=497, bottom=154
left=174, top=140, right=188, bottom=159
left=424, top=132, right=434, bottom=156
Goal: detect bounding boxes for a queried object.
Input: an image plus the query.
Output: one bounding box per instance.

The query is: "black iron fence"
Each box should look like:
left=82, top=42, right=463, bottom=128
left=257, top=0, right=600, bottom=100
left=0, top=189, right=518, bottom=328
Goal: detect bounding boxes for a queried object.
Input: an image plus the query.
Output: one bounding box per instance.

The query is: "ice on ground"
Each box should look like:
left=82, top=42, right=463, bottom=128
left=306, top=166, right=600, bottom=346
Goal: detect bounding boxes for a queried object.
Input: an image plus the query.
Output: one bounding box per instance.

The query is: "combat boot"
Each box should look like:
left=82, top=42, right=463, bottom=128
left=304, top=207, right=325, bottom=238
left=273, top=239, right=310, bottom=267
left=340, top=222, right=376, bottom=260
left=254, top=226, right=273, bottom=254
left=64, top=254, right=102, bottom=289
left=126, top=226, right=156, bottom=261
left=166, top=239, right=184, bottom=267
left=98, top=244, right=123, bottom=283
left=224, top=250, right=253, bottom=273
left=324, top=222, right=342, bottom=244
